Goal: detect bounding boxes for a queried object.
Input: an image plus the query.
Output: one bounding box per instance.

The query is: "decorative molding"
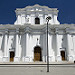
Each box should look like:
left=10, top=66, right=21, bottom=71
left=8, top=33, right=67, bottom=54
left=5, top=29, right=8, bottom=34
left=16, top=28, right=19, bottom=34
left=55, top=28, right=59, bottom=34
left=15, top=4, right=58, bottom=12
left=0, top=24, right=75, bottom=34
left=65, top=28, right=70, bottom=34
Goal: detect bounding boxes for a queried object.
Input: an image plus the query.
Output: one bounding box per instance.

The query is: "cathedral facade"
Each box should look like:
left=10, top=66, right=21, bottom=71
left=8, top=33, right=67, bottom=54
left=0, top=4, right=75, bottom=62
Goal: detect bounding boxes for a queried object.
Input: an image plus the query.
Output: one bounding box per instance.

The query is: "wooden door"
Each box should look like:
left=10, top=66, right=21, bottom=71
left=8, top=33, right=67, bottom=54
left=10, top=51, right=14, bottom=62
left=35, top=17, right=40, bottom=24
left=34, top=46, right=42, bottom=61
left=61, top=51, right=65, bottom=61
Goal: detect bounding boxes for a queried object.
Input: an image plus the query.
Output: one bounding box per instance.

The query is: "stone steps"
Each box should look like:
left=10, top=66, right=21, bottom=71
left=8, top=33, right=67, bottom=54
left=0, top=61, right=74, bottom=64
left=0, top=61, right=74, bottom=67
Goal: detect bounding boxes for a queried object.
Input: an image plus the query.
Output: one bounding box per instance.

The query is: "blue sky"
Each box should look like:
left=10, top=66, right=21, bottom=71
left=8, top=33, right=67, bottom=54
left=0, top=0, right=75, bottom=24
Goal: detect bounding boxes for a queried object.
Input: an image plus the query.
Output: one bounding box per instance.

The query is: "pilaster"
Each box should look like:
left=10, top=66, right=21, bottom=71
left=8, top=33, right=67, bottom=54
left=55, top=28, right=61, bottom=61
left=14, top=28, right=20, bottom=62
left=0, top=34, right=3, bottom=62
left=73, top=36, right=75, bottom=61
left=65, top=28, right=72, bottom=61
left=24, top=28, right=30, bottom=62
left=39, top=14, right=43, bottom=25
left=31, top=14, right=35, bottom=25
left=3, top=29, right=9, bottom=62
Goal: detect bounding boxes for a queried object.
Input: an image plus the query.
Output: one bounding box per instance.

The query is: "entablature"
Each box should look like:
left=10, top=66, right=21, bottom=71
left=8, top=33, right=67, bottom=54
left=0, top=24, right=75, bottom=35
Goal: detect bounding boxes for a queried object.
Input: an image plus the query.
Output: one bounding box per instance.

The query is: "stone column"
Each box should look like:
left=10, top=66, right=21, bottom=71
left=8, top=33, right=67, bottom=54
left=39, top=14, right=43, bottom=25
left=3, top=29, right=9, bottom=62
left=0, top=34, right=2, bottom=50
left=73, top=36, right=75, bottom=61
left=66, top=28, right=71, bottom=61
left=66, top=28, right=73, bottom=61
left=24, top=27, right=30, bottom=62
left=55, top=28, right=61, bottom=61
left=14, top=28, right=19, bottom=62
left=42, top=33, right=47, bottom=62
left=0, top=34, right=2, bottom=62
left=31, top=14, right=35, bottom=25
left=21, top=14, right=25, bottom=24
left=22, top=32, right=26, bottom=62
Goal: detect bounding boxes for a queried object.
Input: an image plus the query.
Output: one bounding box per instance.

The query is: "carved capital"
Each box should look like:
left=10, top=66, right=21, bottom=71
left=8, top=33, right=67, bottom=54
left=5, top=29, right=8, bottom=34
left=16, top=28, right=19, bottom=34
left=65, top=28, right=69, bottom=34
left=55, top=28, right=59, bottom=34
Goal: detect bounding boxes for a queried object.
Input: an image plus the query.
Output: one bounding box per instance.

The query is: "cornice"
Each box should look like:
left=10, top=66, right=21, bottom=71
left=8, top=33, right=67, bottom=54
left=16, top=10, right=57, bottom=15
left=0, top=24, right=75, bottom=29
left=16, top=4, right=58, bottom=11
left=15, top=4, right=58, bottom=15
left=0, top=24, right=75, bottom=35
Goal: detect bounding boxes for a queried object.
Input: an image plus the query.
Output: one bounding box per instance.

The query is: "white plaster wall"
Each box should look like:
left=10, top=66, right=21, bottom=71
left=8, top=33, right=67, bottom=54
left=48, top=14, right=54, bottom=25
left=31, top=14, right=35, bottom=25
left=15, top=15, right=21, bottom=25
left=18, top=35, right=22, bottom=58
left=42, top=34, right=46, bottom=62
left=22, top=33, right=42, bottom=62
left=70, top=35, right=74, bottom=55
left=48, top=34, right=55, bottom=61
left=52, top=35, right=56, bottom=55
left=72, top=35, right=75, bottom=60
left=62, top=34, right=74, bottom=61
left=0, top=35, right=3, bottom=50
left=39, top=14, right=43, bottom=25
left=21, top=14, right=25, bottom=25
left=14, top=12, right=60, bottom=25
left=54, top=15, right=60, bottom=24
left=0, top=35, right=3, bottom=61
left=57, top=35, right=63, bottom=49
left=7, top=35, right=14, bottom=51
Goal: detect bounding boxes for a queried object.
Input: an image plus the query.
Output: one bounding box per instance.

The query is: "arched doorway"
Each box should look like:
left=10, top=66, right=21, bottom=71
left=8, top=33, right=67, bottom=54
left=10, top=51, right=15, bottom=62
left=35, top=17, right=40, bottom=24
left=61, top=51, right=65, bottom=61
left=34, top=46, right=42, bottom=61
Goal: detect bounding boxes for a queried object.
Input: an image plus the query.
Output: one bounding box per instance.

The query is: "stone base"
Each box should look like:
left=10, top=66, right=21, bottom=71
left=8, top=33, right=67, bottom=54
left=42, top=56, right=46, bottom=62
left=45, top=56, right=55, bottom=62
left=14, top=57, right=20, bottom=62
left=3, top=57, right=9, bottom=62
left=49, top=56, right=55, bottom=62
left=24, top=56, right=33, bottom=62
left=0, top=57, right=2, bottom=62
left=22, top=57, right=25, bottom=62
left=56, top=56, right=61, bottom=62
left=68, top=55, right=73, bottom=61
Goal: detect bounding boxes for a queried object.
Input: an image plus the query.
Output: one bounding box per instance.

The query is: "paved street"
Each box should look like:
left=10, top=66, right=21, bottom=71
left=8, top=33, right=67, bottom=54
left=0, top=65, right=75, bottom=75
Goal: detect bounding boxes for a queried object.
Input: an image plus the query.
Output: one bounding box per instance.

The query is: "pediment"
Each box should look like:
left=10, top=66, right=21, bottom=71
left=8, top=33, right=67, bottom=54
left=16, top=4, right=58, bottom=12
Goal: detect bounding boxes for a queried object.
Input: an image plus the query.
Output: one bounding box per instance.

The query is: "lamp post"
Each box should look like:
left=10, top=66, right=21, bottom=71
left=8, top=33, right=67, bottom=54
left=46, top=16, right=51, bottom=72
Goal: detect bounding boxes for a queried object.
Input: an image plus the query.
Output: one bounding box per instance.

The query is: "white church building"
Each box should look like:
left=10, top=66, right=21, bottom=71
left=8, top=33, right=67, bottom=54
left=0, top=4, right=75, bottom=62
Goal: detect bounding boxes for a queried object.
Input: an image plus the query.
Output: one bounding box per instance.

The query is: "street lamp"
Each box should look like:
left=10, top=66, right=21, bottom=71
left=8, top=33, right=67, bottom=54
left=46, top=16, right=51, bottom=72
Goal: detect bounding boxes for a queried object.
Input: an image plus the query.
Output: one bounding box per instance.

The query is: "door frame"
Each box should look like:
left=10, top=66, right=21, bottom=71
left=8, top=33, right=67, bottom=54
left=61, top=50, right=66, bottom=61
left=34, top=46, right=42, bottom=61
left=9, top=49, right=15, bottom=62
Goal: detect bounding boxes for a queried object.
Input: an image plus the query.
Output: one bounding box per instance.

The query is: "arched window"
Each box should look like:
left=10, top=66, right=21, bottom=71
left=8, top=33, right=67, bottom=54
left=35, top=17, right=40, bottom=24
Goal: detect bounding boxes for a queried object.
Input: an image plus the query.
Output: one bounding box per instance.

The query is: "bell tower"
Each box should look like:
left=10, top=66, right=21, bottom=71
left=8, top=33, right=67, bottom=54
left=14, top=4, right=60, bottom=25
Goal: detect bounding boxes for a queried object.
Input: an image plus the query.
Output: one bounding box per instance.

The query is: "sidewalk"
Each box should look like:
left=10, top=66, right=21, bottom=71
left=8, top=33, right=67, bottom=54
left=0, top=61, right=74, bottom=64
left=0, top=61, right=75, bottom=75
left=0, top=61, right=74, bottom=67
